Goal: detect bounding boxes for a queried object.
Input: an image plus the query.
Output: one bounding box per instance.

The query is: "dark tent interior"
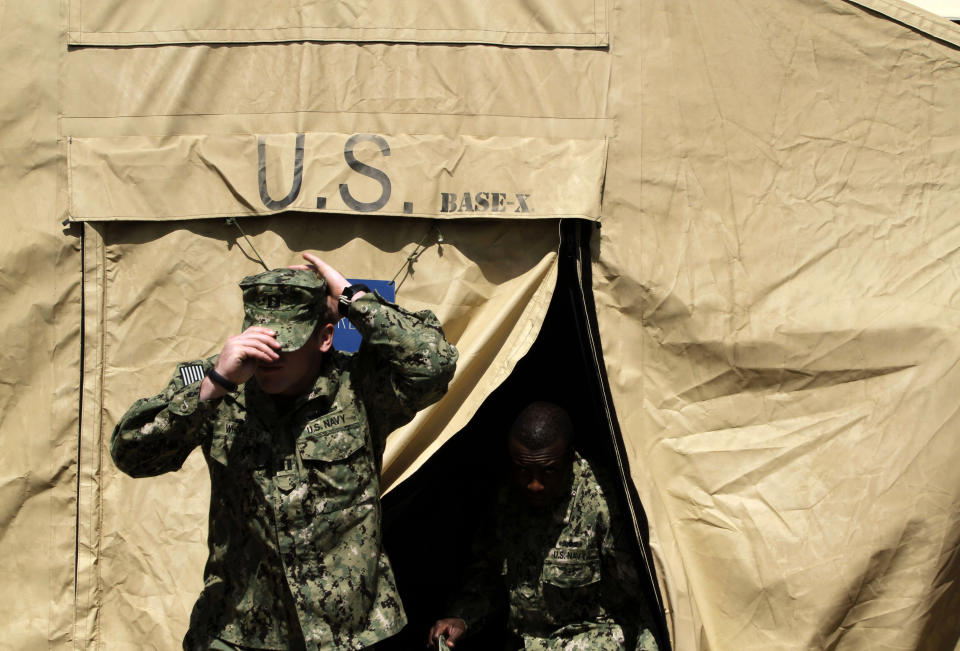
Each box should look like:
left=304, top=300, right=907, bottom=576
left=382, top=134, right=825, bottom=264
left=379, top=221, right=667, bottom=650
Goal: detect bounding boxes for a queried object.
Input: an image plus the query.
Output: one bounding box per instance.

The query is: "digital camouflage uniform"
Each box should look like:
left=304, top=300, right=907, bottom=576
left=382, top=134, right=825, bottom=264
left=450, top=453, right=659, bottom=651
left=112, top=273, right=458, bottom=651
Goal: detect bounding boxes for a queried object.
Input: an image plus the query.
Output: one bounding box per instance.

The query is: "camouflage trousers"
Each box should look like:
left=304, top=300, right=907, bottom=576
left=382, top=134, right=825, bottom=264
left=208, top=638, right=387, bottom=650
left=516, top=625, right=659, bottom=651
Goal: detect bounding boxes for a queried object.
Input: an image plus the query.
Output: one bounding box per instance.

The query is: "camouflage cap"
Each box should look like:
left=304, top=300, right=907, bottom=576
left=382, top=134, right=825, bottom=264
left=239, top=268, right=329, bottom=351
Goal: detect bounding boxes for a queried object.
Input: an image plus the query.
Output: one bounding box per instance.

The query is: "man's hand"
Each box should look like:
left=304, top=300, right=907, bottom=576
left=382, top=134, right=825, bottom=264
left=427, top=618, right=466, bottom=648
left=291, top=252, right=366, bottom=315
left=199, top=326, right=280, bottom=400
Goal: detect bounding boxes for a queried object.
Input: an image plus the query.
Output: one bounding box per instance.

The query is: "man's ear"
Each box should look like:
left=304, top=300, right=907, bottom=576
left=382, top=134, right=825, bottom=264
left=317, top=322, right=335, bottom=353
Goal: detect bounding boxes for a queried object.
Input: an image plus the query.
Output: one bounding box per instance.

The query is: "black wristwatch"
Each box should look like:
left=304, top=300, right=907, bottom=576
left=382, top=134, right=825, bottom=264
left=206, top=367, right=238, bottom=393
left=338, top=284, right=370, bottom=318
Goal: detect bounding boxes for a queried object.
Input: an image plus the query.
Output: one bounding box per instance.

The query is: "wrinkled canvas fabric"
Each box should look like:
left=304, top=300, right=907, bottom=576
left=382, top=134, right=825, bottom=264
left=3, top=0, right=960, bottom=649
left=600, top=1, right=960, bottom=649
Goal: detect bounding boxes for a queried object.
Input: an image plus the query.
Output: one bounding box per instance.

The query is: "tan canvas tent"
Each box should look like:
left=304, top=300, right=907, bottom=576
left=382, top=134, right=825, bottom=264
left=2, top=0, right=960, bottom=648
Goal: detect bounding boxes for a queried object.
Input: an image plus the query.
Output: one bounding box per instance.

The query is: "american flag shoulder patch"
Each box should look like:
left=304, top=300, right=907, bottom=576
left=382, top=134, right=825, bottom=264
left=179, top=364, right=205, bottom=386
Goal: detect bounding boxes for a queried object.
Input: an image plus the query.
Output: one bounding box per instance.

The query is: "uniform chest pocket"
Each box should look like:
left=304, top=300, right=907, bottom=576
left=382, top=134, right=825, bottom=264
left=299, top=424, right=366, bottom=462
left=208, top=422, right=269, bottom=470
left=297, top=424, right=372, bottom=514
left=541, top=551, right=601, bottom=589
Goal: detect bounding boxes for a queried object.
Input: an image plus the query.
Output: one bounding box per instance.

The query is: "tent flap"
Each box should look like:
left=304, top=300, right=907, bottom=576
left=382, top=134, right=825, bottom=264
left=67, top=133, right=607, bottom=222
left=81, top=216, right=562, bottom=646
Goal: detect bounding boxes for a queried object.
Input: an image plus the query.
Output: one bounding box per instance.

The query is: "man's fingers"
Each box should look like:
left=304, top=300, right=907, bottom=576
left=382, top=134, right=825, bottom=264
left=302, top=253, right=351, bottom=300
left=242, top=326, right=280, bottom=339
left=302, top=252, right=326, bottom=269
left=239, top=342, right=281, bottom=363
left=427, top=622, right=448, bottom=646
left=427, top=619, right=464, bottom=648
left=443, top=627, right=460, bottom=647
left=232, top=331, right=282, bottom=356
left=217, top=333, right=281, bottom=378
left=446, top=625, right=463, bottom=645
left=236, top=332, right=281, bottom=349
left=224, top=341, right=280, bottom=365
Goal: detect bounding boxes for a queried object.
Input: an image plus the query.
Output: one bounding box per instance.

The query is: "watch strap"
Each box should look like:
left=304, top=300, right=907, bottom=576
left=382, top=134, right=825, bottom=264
left=338, top=284, right=371, bottom=317
left=207, top=367, right=239, bottom=392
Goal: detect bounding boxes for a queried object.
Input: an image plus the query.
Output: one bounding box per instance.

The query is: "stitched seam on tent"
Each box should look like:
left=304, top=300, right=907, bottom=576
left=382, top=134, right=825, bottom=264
left=69, top=27, right=603, bottom=36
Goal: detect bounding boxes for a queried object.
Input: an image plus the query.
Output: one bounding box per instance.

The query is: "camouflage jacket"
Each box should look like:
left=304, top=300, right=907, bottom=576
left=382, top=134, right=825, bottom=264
left=111, top=293, right=458, bottom=650
left=450, top=453, right=659, bottom=651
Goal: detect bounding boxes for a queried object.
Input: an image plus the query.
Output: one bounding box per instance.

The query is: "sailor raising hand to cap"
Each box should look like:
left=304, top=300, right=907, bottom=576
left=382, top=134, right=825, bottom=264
left=111, top=252, right=458, bottom=650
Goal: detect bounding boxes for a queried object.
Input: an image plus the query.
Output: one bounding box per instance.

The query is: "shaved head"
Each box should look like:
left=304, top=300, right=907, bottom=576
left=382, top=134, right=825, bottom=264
left=507, top=402, right=574, bottom=507
left=508, top=401, right=573, bottom=450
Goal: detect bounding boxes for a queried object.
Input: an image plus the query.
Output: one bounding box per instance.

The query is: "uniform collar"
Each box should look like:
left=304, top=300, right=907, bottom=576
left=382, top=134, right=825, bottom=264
left=559, top=452, right=588, bottom=525
left=304, top=351, right=344, bottom=403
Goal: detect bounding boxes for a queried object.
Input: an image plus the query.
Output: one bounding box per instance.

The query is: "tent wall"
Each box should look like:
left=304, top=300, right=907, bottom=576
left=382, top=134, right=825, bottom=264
left=2, top=0, right=960, bottom=648
left=600, top=0, right=960, bottom=648
left=0, top=1, right=80, bottom=648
